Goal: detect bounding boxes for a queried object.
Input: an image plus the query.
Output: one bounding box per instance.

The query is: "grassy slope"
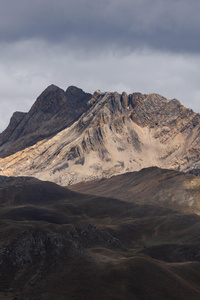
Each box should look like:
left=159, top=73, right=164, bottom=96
left=70, top=166, right=200, bottom=214
left=0, top=174, right=200, bottom=299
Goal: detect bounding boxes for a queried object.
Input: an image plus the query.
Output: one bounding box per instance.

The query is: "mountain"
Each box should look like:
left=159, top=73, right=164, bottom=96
left=0, top=85, right=92, bottom=157
left=1, top=174, right=200, bottom=299
left=71, top=166, right=200, bottom=214
left=0, top=85, right=200, bottom=185
left=1, top=86, right=200, bottom=299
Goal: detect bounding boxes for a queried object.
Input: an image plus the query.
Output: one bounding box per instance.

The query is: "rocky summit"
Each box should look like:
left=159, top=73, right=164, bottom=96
left=0, top=85, right=200, bottom=185
left=1, top=85, right=200, bottom=299
left=0, top=85, right=92, bottom=157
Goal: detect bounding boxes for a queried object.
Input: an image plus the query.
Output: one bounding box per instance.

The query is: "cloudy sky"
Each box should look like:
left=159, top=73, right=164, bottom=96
left=0, top=0, right=200, bottom=132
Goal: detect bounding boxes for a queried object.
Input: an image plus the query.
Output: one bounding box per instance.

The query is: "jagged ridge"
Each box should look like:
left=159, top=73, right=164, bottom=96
left=0, top=86, right=200, bottom=185
left=0, top=85, right=92, bottom=157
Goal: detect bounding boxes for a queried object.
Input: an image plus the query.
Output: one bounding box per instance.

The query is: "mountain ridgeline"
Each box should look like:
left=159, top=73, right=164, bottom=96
left=0, top=85, right=200, bottom=185
left=1, top=85, right=200, bottom=299
left=0, top=85, right=92, bottom=157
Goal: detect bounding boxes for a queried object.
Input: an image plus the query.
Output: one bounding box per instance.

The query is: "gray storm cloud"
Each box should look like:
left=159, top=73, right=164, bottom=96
left=0, top=0, right=200, bottom=132
left=1, top=0, right=200, bottom=52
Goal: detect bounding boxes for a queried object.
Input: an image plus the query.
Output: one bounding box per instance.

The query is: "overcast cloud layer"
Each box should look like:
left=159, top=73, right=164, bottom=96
left=0, top=0, right=200, bottom=131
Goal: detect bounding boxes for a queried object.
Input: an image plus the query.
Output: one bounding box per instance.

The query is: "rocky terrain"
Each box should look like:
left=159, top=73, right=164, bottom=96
left=0, top=85, right=92, bottom=157
left=1, top=86, right=200, bottom=299
left=1, top=173, right=200, bottom=299
left=0, top=85, right=200, bottom=185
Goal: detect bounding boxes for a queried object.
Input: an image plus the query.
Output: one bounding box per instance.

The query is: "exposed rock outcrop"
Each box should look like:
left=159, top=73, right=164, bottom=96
left=0, top=86, right=200, bottom=185
left=0, top=85, right=92, bottom=157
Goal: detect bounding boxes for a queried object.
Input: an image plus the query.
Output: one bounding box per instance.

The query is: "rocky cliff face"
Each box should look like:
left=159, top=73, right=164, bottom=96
left=0, top=86, right=200, bottom=185
left=0, top=85, right=92, bottom=157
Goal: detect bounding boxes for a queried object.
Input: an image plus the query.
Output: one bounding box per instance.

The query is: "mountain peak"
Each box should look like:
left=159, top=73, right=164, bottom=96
left=39, top=84, right=63, bottom=98
left=65, top=86, right=92, bottom=107
left=44, top=84, right=61, bottom=92
left=0, top=86, right=200, bottom=185
left=66, top=85, right=83, bottom=93
left=0, top=85, right=92, bottom=157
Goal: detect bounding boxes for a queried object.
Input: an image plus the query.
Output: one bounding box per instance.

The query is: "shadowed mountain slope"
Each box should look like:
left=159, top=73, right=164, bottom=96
left=1, top=175, right=200, bottom=299
left=1, top=87, right=200, bottom=185
left=71, top=167, right=200, bottom=214
left=0, top=85, right=92, bottom=157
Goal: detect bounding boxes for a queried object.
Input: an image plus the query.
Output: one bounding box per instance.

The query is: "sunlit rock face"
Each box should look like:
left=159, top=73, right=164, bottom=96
left=0, top=85, right=200, bottom=185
